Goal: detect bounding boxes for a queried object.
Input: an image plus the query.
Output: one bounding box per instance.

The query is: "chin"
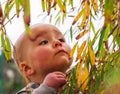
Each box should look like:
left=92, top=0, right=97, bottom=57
left=57, top=60, right=72, bottom=72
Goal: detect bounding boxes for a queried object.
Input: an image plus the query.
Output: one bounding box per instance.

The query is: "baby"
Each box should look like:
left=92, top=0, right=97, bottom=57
left=14, top=24, right=72, bottom=94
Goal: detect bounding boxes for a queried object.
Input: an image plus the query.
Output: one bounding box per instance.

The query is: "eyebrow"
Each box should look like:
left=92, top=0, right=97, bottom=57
left=31, top=31, right=47, bottom=41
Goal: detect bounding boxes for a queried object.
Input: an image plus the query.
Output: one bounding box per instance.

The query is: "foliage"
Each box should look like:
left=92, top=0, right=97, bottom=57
left=0, top=49, right=24, bottom=94
left=0, top=0, right=120, bottom=94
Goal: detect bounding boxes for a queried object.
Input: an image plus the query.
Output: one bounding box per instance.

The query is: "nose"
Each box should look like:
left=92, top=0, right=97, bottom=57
left=53, top=40, right=62, bottom=48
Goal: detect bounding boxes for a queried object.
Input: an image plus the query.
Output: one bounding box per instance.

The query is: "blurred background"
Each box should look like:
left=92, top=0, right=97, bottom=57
left=0, top=48, right=24, bottom=94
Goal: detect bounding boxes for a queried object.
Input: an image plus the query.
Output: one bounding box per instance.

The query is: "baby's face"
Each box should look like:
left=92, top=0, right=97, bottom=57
left=25, top=24, right=72, bottom=75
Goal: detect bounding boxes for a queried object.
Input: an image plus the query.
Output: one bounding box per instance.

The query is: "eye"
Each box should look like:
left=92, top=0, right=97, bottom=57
left=39, top=40, right=48, bottom=45
left=58, top=38, right=65, bottom=42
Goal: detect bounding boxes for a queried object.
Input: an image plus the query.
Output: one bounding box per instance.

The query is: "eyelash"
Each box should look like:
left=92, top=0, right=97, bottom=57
left=39, top=38, right=65, bottom=45
left=39, top=40, right=48, bottom=45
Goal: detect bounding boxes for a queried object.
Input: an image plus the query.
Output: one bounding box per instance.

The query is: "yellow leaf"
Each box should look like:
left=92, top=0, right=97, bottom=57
left=76, top=41, right=86, bottom=61
left=76, top=30, right=88, bottom=40
left=62, top=13, right=66, bottom=24
left=47, top=0, right=51, bottom=15
left=92, top=0, right=98, bottom=12
left=15, top=0, right=20, bottom=17
left=51, top=0, right=57, bottom=8
left=79, top=1, right=90, bottom=29
left=76, top=62, right=89, bottom=92
left=70, top=42, right=78, bottom=58
left=81, top=64, right=89, bottom=92
left=76, top=62, right=82, bottom=87
left=88, top=45, right=96, bottom=66
left=72, top=8, right=84, bottom=25
left=57, top=0, right=66, bottom=13
left=41, top=0, right=45, bottom=12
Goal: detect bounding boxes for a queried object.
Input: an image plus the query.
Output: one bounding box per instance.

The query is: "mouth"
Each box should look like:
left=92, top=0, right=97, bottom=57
left=55, top=50, right=69, bottom=56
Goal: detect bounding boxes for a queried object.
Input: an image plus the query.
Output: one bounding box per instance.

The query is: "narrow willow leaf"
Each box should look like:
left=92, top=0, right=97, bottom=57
left=54, top=16, right=60, bottom=25
left=76, top=62, right=82, bottom=87
left=24, top=0, right=30, bottom=16
left=68, top=85, right=73, bottom=94
left=79, top=1, right=90, bottom=29
left=57, top=0, right=66, bottom=13
left=5, top=36, right=12, bottom=62
left=92, top=0, right=98, bottom=12
left=76, top=62, right=89, bottom=92
left=4, top=2, right=14, bottom=18
left=90, top=20, right=95, bottom=34
left=76, top=30, right=88, bottom=40
left=62, top=13, right=66, bottom=24
left=104, top=24, right=110, bottom=41
left=41, top=0, right=45, bottom=12
left=23, top=0, right=31, bottom=25
left=70, top=26, right=73, bottom=41
left=19, top=0, right=24, bottom=7
left=70, top=42, right=78, bottom=58
left=81, top=64, right=89, bottom=92
left=88, top=45, right=95, bottom=66
left=5, top=36, right=11, bottom=51
left=1, top=31, right=5, bottom=48
left=49, top=15, right=52, bottom=23
left=98, top=28, right=106, bottom=51
left=91, top=29, right=100, bottom=46
left=24, top=23, right=31, bottom=34
left=71, top=67, right=77, bottom=86
left=55, top=10, right=61, bottom=18
left=115, top=36, right=120, bottom=46
left=72, top=8, right=84, bottom=25
left=47, top=0, right=51, bottom=15
left=51, top=0, right=57, bottom=8
left=99, top=43, right=105, bottom=59
left=0, top=4, right=3, bottom=17
left=69, top=0, right=74, bottom=10
left=105, top=0, right=114, bottom=15
left=15, top=0, right=20, bottom=17
left=76, top=40, right=86, bottom=61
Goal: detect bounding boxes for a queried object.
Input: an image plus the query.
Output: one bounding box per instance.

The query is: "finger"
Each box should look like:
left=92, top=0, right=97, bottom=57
left=54, top=71, right=66, bottom=77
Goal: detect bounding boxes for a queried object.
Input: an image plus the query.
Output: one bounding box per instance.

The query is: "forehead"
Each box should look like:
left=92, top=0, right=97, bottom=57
left=28, top=24, right=63, bottom=40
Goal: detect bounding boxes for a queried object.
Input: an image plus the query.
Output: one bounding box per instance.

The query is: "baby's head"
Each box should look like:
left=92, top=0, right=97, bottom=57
left=14, top=24, right=72, bottom=83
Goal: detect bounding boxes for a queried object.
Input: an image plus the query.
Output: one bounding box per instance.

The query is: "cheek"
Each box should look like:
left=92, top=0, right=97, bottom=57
left=32, top=47, right=53, bottom=63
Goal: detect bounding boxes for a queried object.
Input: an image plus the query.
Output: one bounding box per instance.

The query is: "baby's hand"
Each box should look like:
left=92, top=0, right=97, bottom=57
left=43, top=72, right=66, bottom=90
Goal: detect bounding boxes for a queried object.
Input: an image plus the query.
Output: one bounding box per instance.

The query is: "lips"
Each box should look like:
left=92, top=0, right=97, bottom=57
left=55, top=50, right=69, bottom=56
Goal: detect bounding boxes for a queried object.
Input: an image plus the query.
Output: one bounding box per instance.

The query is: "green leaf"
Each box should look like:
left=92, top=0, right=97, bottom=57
left=4, top=2, right=14, bottom=18
left=70, top=26, right=72, bottom=41
left=5, top=36, right=12, bottom=62
left=24, top=23, right=31, bottom=34
left=69, top=0, right=74, bottom=10
left=24, top=0, right=30, bottom=16
left=104, top=0, right=114, bottom=15
left=98, top=28, right=106, bottom=51
left=91, top=29, right=100, bottom=46
left=19, top=0, right=24, bottom=7
left=104, top=24, right=110, bottom=41
left=71, top=67, right=77, bottom=86
left=15, top=0, right=20, bottom=17
left=115, top=36, right=120, bottom=46
left=5, top=36, right=11, bottom=51
left=99, top=43, right=105, bottom=59
left=0, top=32, right=5, bottom=48
left=55, top=16, right=60, bottom=25
left=90, top=20, right=95, bottom=34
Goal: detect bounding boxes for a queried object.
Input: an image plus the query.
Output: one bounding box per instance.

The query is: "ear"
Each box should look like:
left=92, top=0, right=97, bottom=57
left=19, top=61, right=35, bottom=77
